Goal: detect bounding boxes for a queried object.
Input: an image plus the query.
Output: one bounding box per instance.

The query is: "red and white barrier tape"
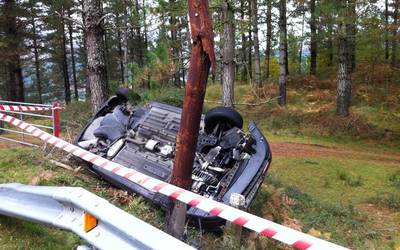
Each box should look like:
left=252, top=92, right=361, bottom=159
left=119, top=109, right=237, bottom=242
left=0, top=104, right=64, bottom=112
left=0, top=112, right=348, bottom=250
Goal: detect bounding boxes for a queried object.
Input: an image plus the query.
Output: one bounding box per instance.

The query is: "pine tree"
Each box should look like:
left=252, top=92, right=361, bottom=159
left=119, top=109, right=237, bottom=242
left=337, top=0, right=351, bottom=117
left=84, top=0, right=108, bottom=112
left=3, top=0, right=25, bottom=101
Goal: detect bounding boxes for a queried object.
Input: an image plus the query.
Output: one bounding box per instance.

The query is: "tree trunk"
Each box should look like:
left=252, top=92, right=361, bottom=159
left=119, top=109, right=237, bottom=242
left=169, top=0, right=181, bottom=86
left=347, top=0, right=356, bottom=73
left=31, top=15, right=43, bottom=104
left=240, top=0, right=247, bottom=81
left=68, top=9, right=79, bottom=101
left=122, top=7, right=129, bottom=85
left=327, top=17, right=334, bottom=67
left=298, top=10, right=305, bottom=74
left=84, top=0, right=109, bottom=112
left=247, top=3, right=252, bottom=80
left=337, top=18, right=351, bottom=116
left=385, top=0, right=389, bottom=61
left=4, top=0, right=24, bottom=102
left=221, top=0, right=235, bottom=107
left=265, top=0, right=272, bottom=80
left=309, top=0, right=317, bottom=75
left=251, top=0, right=261, bottom=88
left=392, top=0, right=399, bottom=67
left=278, top=0, right=287, bottom=106
left=134, top=0, right=145, bottom=68
left=143, top=0, right=150, bottom=89
left=116, top=13, right=125, bottom=85
left=81, top=1, right=90, bottom=99
left=60, top=8, right=71, bottom=104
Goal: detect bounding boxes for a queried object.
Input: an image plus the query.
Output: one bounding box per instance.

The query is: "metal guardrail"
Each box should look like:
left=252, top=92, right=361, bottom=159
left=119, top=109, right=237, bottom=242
left=0, top=183, right=194, bottom=250
left=0, top=100, right=60, bottom=147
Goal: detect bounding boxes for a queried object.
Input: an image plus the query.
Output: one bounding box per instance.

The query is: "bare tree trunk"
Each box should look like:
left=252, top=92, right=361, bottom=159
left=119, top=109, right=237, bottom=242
left=278, top=0, right=287, bottom=106
left=347, top=0, right=356, bottom=73
left=60, top=8, right=71, bottom=104
left=143, top=0, right=150, bottom=89
left=385, top=0, right=389, bottom=61
left=134, top=0, right=145, bottom=68
left=81, top=1, right=90, bottom=100
left=169, top=0, right=181, bottom=86
left=251, top=0, right=261, bottom=88
left=265, top=0, right=272, bottom=80
left=337, top=19, right=351, bottom=116
left=122, top=7, right=129, bottom=85
left=221, top=0, right=235, bottom=107
left=248, top=4, right=253, bottom=80
left=309, top=0, right=317, bottom=75
left=84, top=0, right=108, bottom=112
left=31, top=15, right=43, bottom=104
left=392, top=0, right=399, bottom=67
left=68, top=9, right=79, bottom=101
left=327, top=16, right=334, bottom=67
left=285, top=32, right=289, bottom=75
left=4, top=0, right=24, bottom=102
left=240, top=0, right=247, bottom=81
left=116, top=13, right=125, bottom=85
left=298, top=10, right=305, bottom=74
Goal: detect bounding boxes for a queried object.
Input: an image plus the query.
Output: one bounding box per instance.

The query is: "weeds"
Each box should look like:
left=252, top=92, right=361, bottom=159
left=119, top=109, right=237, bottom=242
left=258, top=176, right=373, bottom=248
left=337, top=171, right=364, bottom=187
left=388, top=171, right=400, bottom=188
left=368, top=192, right=400, bottom=210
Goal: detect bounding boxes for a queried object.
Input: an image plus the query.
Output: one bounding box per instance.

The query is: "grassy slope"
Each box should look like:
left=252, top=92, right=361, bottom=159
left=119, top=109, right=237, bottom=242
left=1, top=78, right=400, bottom=249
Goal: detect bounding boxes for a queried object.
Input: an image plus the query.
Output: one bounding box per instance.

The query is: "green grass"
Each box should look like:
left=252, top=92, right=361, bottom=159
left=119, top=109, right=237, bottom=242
left=270, top=156, right=399, bottom=205
left=0, top=217, right=81, bottom=250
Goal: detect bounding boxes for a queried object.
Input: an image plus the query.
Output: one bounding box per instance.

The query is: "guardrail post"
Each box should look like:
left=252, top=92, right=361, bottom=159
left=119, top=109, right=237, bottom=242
left=224, top=193, right=245, bottom=245
left=53, top=102, right=60, bottom=137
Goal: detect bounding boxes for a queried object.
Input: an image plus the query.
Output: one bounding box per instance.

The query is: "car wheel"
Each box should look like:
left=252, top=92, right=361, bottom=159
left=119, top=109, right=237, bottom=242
left=204, top=107, right=243, bottom=134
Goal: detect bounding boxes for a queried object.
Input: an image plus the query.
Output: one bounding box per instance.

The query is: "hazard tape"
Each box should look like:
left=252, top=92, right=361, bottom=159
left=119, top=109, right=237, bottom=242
left=0, top=112, right=348, bottom=250
left=0, top=104, right=64, bottom=112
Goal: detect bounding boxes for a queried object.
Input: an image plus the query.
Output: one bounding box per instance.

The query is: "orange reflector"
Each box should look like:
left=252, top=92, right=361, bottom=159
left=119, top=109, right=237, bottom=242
left=83, top=212, right=98, bottom=232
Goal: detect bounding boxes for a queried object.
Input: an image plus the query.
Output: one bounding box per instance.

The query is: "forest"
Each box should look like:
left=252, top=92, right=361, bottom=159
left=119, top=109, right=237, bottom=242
left=0, top=0, right=400, bottom=249
left=0, top=0, right=399, bottom=116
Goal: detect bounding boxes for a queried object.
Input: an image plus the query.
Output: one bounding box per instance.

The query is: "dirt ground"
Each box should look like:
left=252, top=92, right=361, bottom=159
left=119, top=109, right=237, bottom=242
left=270, top=142, right=400, bottom=164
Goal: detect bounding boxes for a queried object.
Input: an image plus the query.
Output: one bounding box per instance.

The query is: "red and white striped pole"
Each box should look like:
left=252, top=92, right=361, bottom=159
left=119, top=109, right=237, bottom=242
left=53, top=102, right=60, bottom=137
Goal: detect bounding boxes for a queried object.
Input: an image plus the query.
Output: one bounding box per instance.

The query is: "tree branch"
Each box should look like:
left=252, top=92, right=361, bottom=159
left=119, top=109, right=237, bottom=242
left=55, top=11, right=84, bottom=29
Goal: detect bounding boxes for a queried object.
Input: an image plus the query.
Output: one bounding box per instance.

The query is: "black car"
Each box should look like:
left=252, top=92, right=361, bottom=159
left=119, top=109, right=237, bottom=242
left=75, top=90, right=272, bottom=231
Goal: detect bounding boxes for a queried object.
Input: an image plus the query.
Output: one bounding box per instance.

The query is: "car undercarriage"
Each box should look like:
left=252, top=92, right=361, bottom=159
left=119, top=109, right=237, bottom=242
left=76, top=91, right=272, bottom=230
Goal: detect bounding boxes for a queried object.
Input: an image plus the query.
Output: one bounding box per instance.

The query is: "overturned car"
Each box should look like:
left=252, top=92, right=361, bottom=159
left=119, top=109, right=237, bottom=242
left=75, top=90, right=272, bottom=230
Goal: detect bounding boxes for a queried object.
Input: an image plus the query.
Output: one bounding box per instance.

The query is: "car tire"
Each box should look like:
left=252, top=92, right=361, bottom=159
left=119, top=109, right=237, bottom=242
left=204, top=107, right=243, bottom=134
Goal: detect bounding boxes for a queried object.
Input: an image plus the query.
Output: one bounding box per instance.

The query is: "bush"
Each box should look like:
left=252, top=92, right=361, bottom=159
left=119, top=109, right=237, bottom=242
left=138, top=87, right=184, bottom=107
